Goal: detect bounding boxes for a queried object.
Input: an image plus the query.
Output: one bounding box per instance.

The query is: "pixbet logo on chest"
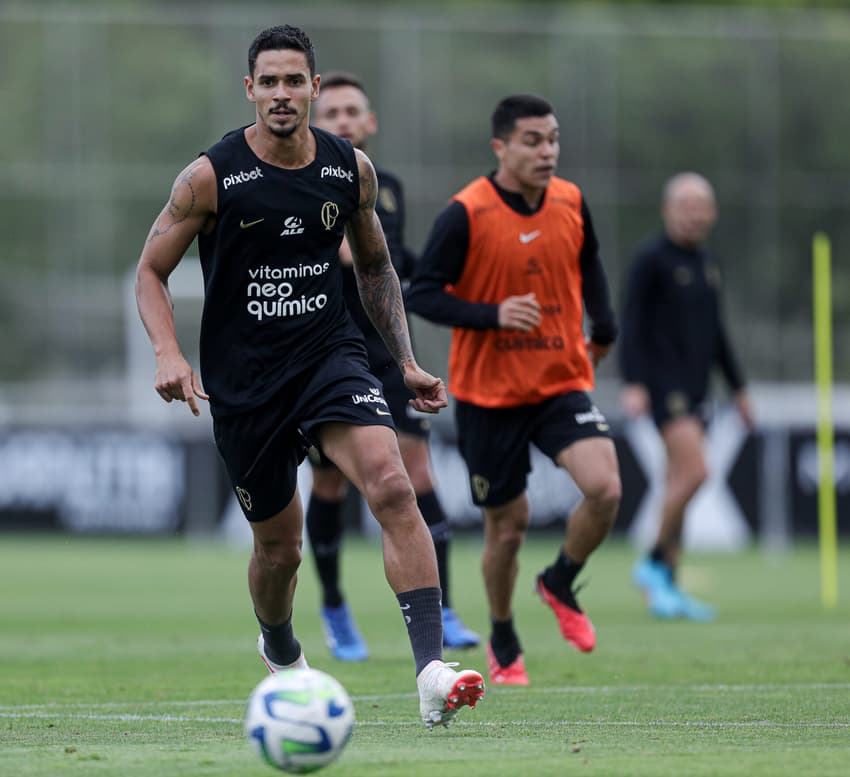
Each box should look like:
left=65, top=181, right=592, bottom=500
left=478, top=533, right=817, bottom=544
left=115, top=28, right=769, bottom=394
left=321, top=165, right=354, bottom=182
left=223, top=166, right=263, bottom=190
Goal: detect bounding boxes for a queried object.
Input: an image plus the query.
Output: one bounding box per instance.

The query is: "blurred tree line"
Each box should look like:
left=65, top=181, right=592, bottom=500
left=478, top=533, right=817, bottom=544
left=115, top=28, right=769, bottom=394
left=0, top=0, right=848, bottom=387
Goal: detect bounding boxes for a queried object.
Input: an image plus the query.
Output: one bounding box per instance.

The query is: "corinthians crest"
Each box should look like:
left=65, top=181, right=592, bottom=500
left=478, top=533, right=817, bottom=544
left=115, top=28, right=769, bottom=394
left=321, top=201, right=339, bottom=231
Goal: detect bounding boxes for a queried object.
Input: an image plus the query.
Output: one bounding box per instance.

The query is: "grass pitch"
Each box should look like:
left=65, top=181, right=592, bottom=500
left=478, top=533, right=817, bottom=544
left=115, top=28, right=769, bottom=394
left=1, top=533, right=848, bottom=776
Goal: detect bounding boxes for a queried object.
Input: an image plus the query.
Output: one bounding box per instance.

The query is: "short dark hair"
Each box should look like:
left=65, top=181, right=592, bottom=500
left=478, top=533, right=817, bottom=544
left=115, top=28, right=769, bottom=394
left=319, top=71, right=368, bottom=97
left=491, top=94, right=554, bottom=140
left=248, top=25, right=316, bottom=77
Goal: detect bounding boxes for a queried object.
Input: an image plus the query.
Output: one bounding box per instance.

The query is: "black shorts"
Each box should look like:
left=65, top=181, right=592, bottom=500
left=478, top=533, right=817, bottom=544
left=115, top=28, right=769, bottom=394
left=455, top=391, right=611, bottom=507
left=649, top=388, right=708, bottom=430
left=214, top=344, right=395, bottom=521
left=310, top=360, right=429, bottom=469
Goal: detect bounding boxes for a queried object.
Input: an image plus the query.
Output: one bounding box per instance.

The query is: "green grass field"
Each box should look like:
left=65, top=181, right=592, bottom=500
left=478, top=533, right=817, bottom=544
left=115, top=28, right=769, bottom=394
left=1, top=533, right=848, bottom=776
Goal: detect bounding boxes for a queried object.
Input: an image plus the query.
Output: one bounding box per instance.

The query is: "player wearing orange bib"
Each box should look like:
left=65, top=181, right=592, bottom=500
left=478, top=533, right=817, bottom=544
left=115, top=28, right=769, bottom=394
left=407, top=94, right=621, bottom=686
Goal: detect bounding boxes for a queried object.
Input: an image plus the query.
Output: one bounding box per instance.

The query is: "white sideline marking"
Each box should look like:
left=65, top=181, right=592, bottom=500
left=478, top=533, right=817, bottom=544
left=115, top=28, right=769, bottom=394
left=1, top=683, right=849, bottom=729
left=0, top=712, right=243, bottom=724
left=2, top=681, right=849, bottom=713
left=0, top=712, right=848, bottom=729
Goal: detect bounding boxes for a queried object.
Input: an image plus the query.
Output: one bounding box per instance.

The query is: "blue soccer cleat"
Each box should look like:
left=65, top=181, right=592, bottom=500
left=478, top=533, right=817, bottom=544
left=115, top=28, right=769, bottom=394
left=673, top=589, right=717, bottom=622
left=633, top=557, right=717, bottom=621
left=321, top=603, right=369, bottom=662
left=633, top=557, right=685, bottom=619
left=442, top=607, right=480, bottom=649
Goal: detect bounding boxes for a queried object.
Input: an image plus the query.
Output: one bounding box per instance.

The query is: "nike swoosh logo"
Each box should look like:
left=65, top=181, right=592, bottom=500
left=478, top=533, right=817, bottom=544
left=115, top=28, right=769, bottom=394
left=519, top=230, right=541, bottom=244
left=400, top=603, right=411, bottom=610
left=376, top=408, right=392, bottom=416
left=240, top=218, right=264, bottom=229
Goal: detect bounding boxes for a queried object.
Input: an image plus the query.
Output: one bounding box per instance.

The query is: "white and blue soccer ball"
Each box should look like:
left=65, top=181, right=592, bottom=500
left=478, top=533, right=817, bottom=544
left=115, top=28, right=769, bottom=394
left=244, top=668, right=355, bottom=773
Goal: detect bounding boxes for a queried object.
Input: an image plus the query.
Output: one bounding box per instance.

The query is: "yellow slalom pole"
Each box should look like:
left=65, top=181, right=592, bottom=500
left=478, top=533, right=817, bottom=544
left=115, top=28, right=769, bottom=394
left=813, top=232, right=838, bottom=608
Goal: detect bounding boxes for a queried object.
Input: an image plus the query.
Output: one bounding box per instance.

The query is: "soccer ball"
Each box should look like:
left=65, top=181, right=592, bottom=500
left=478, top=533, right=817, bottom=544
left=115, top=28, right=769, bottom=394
left=244, top=669, right=355, bottom=773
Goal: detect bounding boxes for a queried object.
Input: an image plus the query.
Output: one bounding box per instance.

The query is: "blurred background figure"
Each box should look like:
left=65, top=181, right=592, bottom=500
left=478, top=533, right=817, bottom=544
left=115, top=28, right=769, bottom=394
left=619, top=172, right=755, bottom=621
left=309, top=71, right=480, bottom=661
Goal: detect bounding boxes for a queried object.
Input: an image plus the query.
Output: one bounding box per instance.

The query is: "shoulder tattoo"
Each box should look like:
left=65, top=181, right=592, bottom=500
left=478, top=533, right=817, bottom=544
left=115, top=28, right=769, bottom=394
left=146, top=159, right=205, bottom=243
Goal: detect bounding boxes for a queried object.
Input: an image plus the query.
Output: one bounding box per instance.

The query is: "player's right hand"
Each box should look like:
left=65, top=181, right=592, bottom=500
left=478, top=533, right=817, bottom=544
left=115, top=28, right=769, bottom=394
left=402, top=362, right=448, bottom=414
left=154, top=353, right=209, bottom=417
left=498, top=292, right=541, bottom=332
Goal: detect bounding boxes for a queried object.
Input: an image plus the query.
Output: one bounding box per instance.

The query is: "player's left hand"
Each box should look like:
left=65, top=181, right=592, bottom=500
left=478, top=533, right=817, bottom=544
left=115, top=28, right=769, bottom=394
left=402, top=363, right=448, bottom=414
left=586, top=338, right=611, bottom=368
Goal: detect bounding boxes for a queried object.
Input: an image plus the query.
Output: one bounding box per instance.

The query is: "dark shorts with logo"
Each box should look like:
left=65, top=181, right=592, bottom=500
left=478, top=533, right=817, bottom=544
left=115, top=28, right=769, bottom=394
left=455, top=391, right=611, bottom=508
left=213, top=344, right=395, bottom=522
left=310, top=359, right=430, bottom=469
left=649, top=386, right=708, bottom=430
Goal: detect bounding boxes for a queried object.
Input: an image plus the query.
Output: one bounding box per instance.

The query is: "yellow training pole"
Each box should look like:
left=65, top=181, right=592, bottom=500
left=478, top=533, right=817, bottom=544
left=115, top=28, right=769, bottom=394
left=813, top=232, right=838, bottom=608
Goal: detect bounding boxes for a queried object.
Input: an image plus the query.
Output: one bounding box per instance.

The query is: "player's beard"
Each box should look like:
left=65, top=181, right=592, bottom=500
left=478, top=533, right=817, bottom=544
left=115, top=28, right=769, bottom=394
left=268, top=122, right=297, bottom=139
left=267, top=109, right=300, bottom=138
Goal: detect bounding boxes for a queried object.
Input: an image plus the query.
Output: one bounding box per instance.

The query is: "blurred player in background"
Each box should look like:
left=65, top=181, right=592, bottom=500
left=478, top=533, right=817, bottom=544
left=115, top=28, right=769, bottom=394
left=619, top=172, right=754, bottom=621
left=307, top=71, right=479, bottom=661
left=407, top=94, right=621, bottom=686
left=135, top=24, right=483, bottom=728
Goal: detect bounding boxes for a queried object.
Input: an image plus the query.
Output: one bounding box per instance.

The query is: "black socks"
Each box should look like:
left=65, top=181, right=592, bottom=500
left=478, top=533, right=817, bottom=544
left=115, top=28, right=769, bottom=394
left=490, top=616, right=522, bottom=667
left=396, top=587, right=443, bottom=675
left=306, top=495, right=345, bottom=608
left=256, top=612, right=302, bottom=666
left=417, top=490, right=452, bottom=609
left=542, top=549, right=585, bottom=611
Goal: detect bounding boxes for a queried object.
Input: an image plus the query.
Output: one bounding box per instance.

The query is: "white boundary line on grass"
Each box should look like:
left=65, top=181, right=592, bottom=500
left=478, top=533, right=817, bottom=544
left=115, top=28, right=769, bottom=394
left=0, top=712, right=848, bottom=730
left=1, top=682, right=850, bottom=729
left=2, top=681, right=849, bottom=713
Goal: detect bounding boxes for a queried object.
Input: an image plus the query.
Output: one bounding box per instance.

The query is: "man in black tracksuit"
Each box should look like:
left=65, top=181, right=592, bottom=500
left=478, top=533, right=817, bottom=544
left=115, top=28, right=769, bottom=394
left=619, top=171, right=753, bottom=621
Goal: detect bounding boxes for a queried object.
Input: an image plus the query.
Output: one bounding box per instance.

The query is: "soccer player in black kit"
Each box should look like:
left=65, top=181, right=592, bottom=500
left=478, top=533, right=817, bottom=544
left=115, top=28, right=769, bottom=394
left=619, top=172, right=754, bottom=621
left=306, top=71, right=479, bottom=661
left=135, top=25, right=484, bottom=728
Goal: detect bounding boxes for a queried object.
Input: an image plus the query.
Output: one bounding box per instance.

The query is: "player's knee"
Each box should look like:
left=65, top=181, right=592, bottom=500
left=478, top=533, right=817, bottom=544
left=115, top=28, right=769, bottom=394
left=363, top=464, right=416, bottom=517
left=486, top=502, right=530, bottom=553
left=692, top=462, right=709, bottom=492
left=311, top=468, right=348, bottom=501
left=400, top=445, right=434, bottom=493
left=254, top=536, right=302, bottom=576
left=497, top=526, right=526, bottom=555
left=586, top=471, right=622, bottom=518
left=677, top=460, right=708, bottom=499
left=406, top=465, right=435, bottom=494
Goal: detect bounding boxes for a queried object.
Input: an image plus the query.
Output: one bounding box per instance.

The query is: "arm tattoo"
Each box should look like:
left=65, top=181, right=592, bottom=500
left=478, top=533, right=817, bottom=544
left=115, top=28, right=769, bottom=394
left=357, top=239, right=414, bottom=369
left=358, top=160, right=376, bottom=213
left=352, top=153, right=414, bottom=368
left=146, top=162, right=201, bottom=243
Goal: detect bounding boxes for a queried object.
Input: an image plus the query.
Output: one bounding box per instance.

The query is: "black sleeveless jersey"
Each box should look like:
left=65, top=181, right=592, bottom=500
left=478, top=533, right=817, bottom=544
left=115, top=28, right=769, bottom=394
left=197, top=126, right=365, bottom=416
left=339, top=167, right=415, bottom=374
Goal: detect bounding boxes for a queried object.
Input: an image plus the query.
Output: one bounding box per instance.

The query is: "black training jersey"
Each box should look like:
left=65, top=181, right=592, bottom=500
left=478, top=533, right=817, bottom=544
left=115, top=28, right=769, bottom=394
left=340, top=167, right=415, bottom=373
left=619, top=234, right=744, bottom=401
left=197, top=126, right=364, bottom=416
